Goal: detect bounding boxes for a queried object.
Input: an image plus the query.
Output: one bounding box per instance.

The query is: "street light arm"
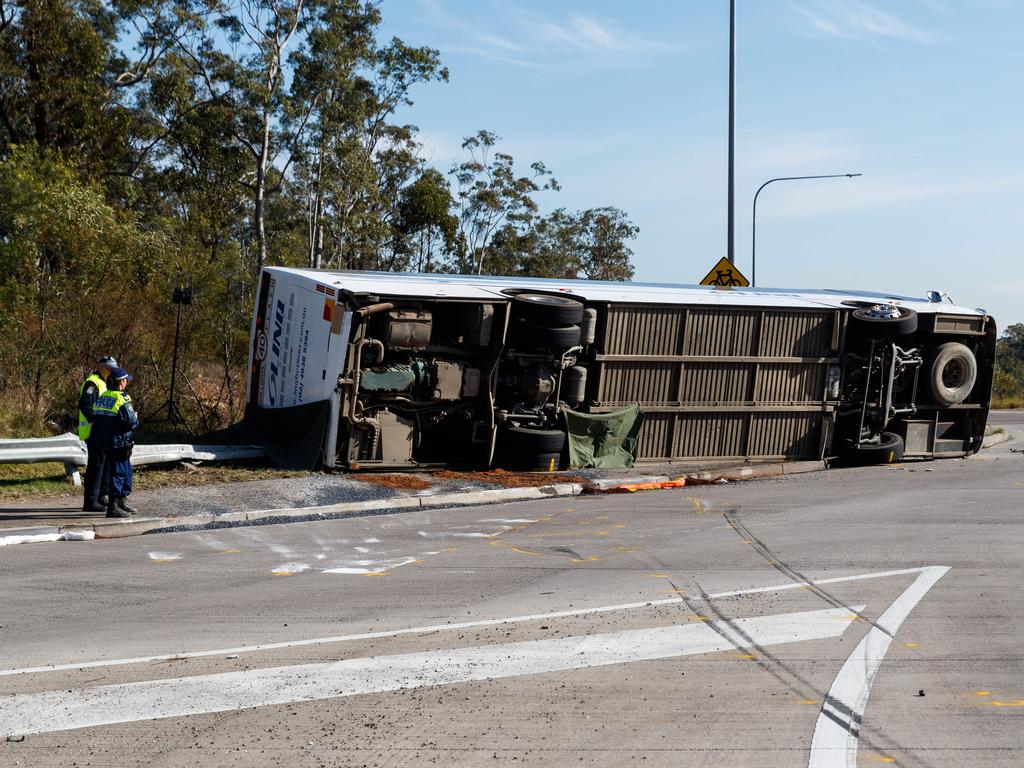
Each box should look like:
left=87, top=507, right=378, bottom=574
left=751, top=173, right=862, bottom=287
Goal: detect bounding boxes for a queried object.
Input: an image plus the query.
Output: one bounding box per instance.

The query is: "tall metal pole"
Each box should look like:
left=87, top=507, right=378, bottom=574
left=727, top=0, right=736, bottom=265
left=751, top=173, right=862, bottom=287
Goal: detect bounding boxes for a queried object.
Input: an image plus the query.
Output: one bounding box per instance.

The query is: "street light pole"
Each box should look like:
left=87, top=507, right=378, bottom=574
left=727, top=0, right=736, bottom=265
left=751, top=173, right=862, bottom=287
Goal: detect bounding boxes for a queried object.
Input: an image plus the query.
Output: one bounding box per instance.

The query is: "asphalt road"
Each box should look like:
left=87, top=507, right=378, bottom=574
left=1, top=424, right=1021, bottom=767
left=991, top=408, right=1024, bottom=425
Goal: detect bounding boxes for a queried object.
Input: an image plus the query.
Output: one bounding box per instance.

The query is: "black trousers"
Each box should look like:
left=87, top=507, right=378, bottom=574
left=83, top=436, right=106, bottom=506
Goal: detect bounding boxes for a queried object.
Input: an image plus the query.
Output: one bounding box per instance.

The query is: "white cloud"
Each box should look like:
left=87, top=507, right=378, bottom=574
left=531, top=14, right=668, bottom=53
left=793, top=1, right=939, bottom=44
left=744, top=131, right=859, bottom=173
left=414, top=129, right=463, bottom=167
left=476, top=33, right=524, bottom=52
left=416, top=2, right=672, bottom=68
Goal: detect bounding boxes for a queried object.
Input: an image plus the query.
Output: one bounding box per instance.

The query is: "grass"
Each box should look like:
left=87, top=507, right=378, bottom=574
left=0, top=462, right=70, bottom=498
left=992, top=397, right=1024, bottom=409
left=0, top=460, right=309, bottom=502
left=986, top=426, right=1005, bottom=437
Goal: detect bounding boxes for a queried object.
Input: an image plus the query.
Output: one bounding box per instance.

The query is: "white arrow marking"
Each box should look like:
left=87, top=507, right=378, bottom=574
left=2, top=605, right=860, bottom=737
left=808, top=565, right=949, bottom=768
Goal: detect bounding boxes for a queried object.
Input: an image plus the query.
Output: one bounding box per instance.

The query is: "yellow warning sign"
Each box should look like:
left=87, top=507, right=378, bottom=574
left=700, top=257, right=750, bottom=288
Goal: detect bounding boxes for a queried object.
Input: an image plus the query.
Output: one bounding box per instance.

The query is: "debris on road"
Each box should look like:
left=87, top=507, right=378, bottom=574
left=352, top=473, right=432, bottom=492
left=434, top=469, right=587, bottom=489
left=0, top=530, right=96, bottom=547
left=608, top=478, right=687, bottom=493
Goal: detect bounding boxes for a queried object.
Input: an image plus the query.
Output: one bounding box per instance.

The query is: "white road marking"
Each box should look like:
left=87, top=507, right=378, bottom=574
left=0, top=605, right=860, bottom=737
left=270, top=562, right=310, bottom=575
left=478, top=518, right=537, bottom=523
left=146, top=551, right=181, bottom=562
left=322, top=556, right=420, bottom=575
left=0, top=566, right=926, bottom=678
left=807, top=565, right=949, bottom=768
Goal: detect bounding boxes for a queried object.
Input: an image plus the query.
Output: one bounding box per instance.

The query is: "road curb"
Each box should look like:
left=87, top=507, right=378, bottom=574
left=9, top=462, right=822, bottom=546
left=982, top=430, right=1012, bottom=449
left=48, top=481, right=588, bottom=540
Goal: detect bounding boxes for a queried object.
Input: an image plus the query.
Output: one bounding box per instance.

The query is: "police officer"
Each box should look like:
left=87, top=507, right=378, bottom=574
left=78, top=355, right=118, bottom=511
left=92, top=368, right=140, bottom=518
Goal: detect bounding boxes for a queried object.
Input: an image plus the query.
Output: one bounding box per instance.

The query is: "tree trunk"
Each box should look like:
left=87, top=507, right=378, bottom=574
left=254, top=107, right=271, bottom=272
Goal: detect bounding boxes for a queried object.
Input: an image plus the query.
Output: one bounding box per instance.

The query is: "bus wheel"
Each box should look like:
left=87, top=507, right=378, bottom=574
left=847, top=432, right=904, bottom=465
left=512, top=294, right=585, bottom=325
left=500, top=425, right=566, bottom=453
left=928, top=342, right=977, bottom=406
left=499, top=451, right=563, bottom=472
left=511, top=322, right=582, bottom=349
left=848, top=305, right=918, bottom=340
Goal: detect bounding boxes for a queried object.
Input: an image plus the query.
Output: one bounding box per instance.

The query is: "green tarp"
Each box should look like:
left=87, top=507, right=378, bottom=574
left=563, top=404, right=645, bottom=469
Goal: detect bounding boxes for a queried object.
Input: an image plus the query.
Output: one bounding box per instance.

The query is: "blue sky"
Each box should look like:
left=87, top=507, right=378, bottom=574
left=380, top=0, right=1023, bottom=328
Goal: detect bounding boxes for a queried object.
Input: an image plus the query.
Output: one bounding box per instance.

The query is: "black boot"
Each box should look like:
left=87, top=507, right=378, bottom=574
left=117, top=497, right=138, bottom=515
left=82, top=500, right=105, bottom=512
left=106, top=500, right=130, bottom=518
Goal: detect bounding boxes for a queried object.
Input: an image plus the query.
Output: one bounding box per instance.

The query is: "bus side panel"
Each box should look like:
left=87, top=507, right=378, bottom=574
left=586, top=303, right=838, bottom=462
left=249, top=269, right=339, bottom=409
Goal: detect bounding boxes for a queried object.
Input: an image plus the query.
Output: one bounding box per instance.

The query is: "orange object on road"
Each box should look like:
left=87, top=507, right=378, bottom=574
left=610, top=478, right=687, bottom=493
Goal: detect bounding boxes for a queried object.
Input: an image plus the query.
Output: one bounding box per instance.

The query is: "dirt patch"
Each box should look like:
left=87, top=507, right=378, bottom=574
left=433, top=469, right=586, bottom=488
left=351, top=473, right=433, bottom=491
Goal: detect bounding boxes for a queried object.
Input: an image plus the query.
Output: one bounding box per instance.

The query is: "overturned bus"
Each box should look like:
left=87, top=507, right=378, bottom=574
left=246, top=268, right=995, bottom=470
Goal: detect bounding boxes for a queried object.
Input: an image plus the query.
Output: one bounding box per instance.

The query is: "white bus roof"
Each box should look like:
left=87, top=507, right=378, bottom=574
left=263, top=267, right=986, bottom=317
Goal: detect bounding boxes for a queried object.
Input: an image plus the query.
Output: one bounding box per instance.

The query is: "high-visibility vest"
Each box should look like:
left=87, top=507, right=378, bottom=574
left=93, top=390, right=126, bottom=418
left=78, top=373, right=106, bottom=440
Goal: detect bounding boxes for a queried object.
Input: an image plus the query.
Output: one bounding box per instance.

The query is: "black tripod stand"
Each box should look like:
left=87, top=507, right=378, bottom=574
left=150, top=286, right=193, bottom=436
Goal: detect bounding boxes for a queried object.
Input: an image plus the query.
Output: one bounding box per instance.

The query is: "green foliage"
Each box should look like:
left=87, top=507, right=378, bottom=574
left=452, top=129, right=559, bottom=275
left=0, top=146, right=168, bottom=417
left=994, top=323, right=1024, bottom=403
left=0, top=1, right=638, bottom=436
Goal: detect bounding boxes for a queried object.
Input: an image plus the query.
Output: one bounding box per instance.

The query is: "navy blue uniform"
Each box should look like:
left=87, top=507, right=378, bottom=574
left=92, top=390, right=140, bottom=503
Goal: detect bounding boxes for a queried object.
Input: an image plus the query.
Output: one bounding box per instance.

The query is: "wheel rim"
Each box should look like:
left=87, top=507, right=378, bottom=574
left=942, top=358, right=966, bottom=389
left=863, top=303, right=902, bottom=320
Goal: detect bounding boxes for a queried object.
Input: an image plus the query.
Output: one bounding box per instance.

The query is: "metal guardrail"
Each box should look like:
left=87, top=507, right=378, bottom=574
left=0, top=434, right=265, bottom=484
left=130, top=443, right=265, bottom=467
left=0, top=434, right=86, bottom=465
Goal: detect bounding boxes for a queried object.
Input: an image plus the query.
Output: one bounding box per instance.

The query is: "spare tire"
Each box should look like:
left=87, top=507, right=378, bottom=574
left=928, top=342, right=977, bottom=406
left=510, top=322, right=582, bottom=349
left=512, top=293, right=585, bottom=325
left=848, top=305, right=918, bottom=339
left=848, top=432, right=904, bottom=465
left=500, top=425, right=566, bottom=453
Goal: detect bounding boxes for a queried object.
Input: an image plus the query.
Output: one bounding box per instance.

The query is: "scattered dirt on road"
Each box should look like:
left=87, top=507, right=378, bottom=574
left=433, top=469, right=586, bottom=488
left=351, top=473, right=433, bottom=491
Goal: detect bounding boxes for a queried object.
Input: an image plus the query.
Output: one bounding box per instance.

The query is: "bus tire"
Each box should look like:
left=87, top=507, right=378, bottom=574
left=512, top=294, right=585, bottom=325
left=849, top=432, right=904, bottom=464
left=511, top=322, right=582, bottom=349
left=928, top=342, right=977, bottom=406
left=848, top=306, right=918, bottom=340
left=500, top=450, right=563, bottom=472
left=500, top=425, right=566, bottom=453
